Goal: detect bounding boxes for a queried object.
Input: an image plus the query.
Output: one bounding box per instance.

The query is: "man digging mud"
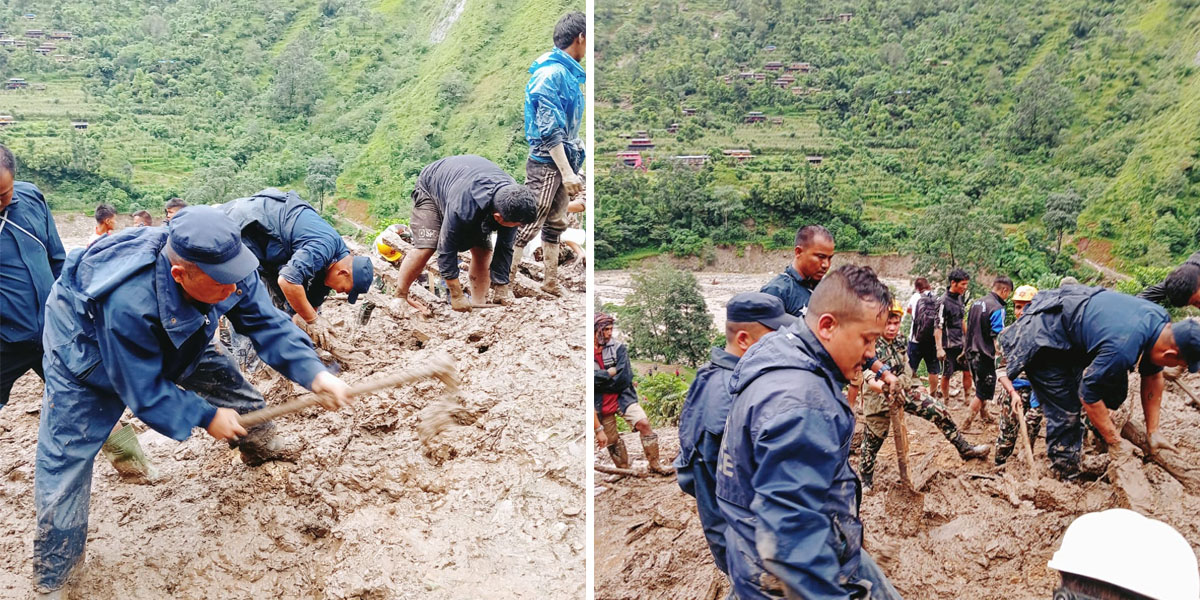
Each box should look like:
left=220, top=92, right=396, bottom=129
left=858, top=299, right=990, bottom=494
left=718, top=265, right=903, bottom=600
left=393, top=155, right=538, bottom=314
left=1000, top=285, right=1200, bottom=480
left=992, top=285, right=1045, bottom=466
left=511, top=11, right=586, bottom=297
left=594, top=313, right=674, bottom=476
left=1139, top=251, right=1200, bottom=310
left=33, top=206, right=353, bottom=599
left=220, top=188, right=374, bottom=354
left=675, top=292, right=793, bottom=575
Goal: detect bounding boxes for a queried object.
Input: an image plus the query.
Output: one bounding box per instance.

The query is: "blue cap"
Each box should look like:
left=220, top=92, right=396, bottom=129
left=727, top=292, right=794, bottom=330
left=168, top=205, right=259, bottom=285
left=1175, top=319, right=1200, bottom=374
left=347, top=255, right=374, bottom=304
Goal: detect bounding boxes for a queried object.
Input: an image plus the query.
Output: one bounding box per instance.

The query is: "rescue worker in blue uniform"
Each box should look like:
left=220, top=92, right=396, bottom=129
left=718, top=265, right=903, bottom=600
left=760, top=224, right=835, bottom=318
left=1000, top=286, right=1200, bottom=479
left=33, top=206, right=354, bottom=597
left=220, top=188, right=373, bottom=350
left=675, top=292, right=793, bottom=576
left=512, top=11, right=586, bottom=297
left=0, top=145, right=65, bottom=406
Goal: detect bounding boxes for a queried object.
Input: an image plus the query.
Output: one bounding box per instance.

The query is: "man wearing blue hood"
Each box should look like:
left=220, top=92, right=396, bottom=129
left=676, top=292, right=793, bottom=577
left=33, top=206, right=353, bottom=598
left=220, top=188, right=374, bottom=351
left=717, top=265, right=903, bottom=599
left=511, top=11, right=586, bottom=298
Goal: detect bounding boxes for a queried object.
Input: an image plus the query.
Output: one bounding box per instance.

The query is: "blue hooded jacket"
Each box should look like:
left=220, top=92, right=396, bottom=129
left=0, top=181, right=66, bottom=343
left=675, top=346, right=740, bottom=574
left=524, top=47, right=585, bottom=173
left=716, top=319, right=863, bottom=600
left=40, top=227, right=327, bottom=440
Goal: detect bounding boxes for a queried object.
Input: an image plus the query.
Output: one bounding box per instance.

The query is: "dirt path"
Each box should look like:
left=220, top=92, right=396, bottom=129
left=1081, top=256, right=1133, bottom=282
left=594, top=374, right=1200, bottom=599
left=0, top=235, right=586, bottom=600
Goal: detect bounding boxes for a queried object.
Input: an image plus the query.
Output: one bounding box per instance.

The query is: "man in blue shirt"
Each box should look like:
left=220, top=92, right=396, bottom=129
left=511, top=11, right=586, bottom=298
left=718, top=265, right=903, bottom=600
left=676, top=292, right=792, bottom=576
left=962, top=275, right=1013, bottom=427
left=33, top=206, right=353, bottom=597
left=0, top=145, right=65, bottom=408
left=1000, top=286, right=1200, bottom=479
left=221, top=188, right=373, bottom=350
left=760, top=224, right=835, bottom=318
left=395, top=155, right=538, bottom=313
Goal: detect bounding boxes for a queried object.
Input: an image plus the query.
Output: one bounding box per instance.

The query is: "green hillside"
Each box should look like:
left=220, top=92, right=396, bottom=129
left=595, top=0, right=1200, bottom=282
left=0, top=0, right=579, bottom=225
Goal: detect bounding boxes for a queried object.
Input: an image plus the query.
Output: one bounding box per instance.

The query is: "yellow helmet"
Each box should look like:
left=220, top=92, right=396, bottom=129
left=375, top=233, right=403, bottom=263
left=889, top=298, right=904, bottom=315
left=1013, top=285, right=1037, bottom=302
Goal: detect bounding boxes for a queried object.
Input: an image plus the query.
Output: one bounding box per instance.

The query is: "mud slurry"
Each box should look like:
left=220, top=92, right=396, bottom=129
left=0, top=235, right=586, bottom=599
left=594, top=373, right=1200, bottom=600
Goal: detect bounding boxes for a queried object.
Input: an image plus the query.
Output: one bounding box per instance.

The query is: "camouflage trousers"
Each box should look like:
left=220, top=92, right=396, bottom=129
left=994, top=387, right=1044, bottom=466
left=860, top=388, right=962, bottom=487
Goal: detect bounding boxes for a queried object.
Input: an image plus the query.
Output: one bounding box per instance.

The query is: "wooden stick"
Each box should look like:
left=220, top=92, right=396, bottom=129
left=238, top=352, right=457, bottom=428
left=1170, top=380, right=1200, bottom=411
left=595, top=464, right=650, bottom=478
left=1015, top=400, right=1037, bottom=475
left=888, top=388, right=915, bottom=491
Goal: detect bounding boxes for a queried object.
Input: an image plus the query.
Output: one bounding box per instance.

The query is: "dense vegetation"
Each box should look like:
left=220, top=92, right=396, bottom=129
left=595, top=0, right=1200, bottom=281
left=0, top=0, right=577, bottom=225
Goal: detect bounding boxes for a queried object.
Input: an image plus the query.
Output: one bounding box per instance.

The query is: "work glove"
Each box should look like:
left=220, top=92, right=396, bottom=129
left=446, top=278, right=471, bottom=312
left=293, top=314, right=333, bottom=350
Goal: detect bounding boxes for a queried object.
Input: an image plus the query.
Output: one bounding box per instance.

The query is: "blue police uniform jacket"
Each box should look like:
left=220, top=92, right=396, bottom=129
left=716, top=319, right=863, bottom=600
left=41, top=227, right=328, bottom=440
left=524, top=47, right=585, bottom=173
left=1000, top=286, right=1167, bottom=409
left=675, top=346, right=740, bottom=574
left=760, top=265, right=818, bottom=318
left=221, top=188, right=349, bottom=310
left=0, top=181, right=66, bottom=343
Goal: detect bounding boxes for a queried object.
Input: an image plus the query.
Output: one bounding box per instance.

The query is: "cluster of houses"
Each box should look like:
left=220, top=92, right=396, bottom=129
left=0, top=111, right=89, bottom=130
left=0, top=29, right=77, bottom=62
left=722, top=60, right=823, bottom=97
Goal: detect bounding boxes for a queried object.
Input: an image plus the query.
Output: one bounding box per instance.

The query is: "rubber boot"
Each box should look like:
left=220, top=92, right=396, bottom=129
left=101, top=424, right=159, bottom=483
left=641, top=433, right=675, bottom=475
left=446, top=278, right=471, bottom=312
left=607, top=437, right=630, bottom=469
left=492, top=284, right=514, bottom=305
left=510, top=245, right=526, bottom=282
left=540, top=243, right=563, bottom=297
left=952, top=433, right=990, bottom=460
left=236, top=427, right=299, bottom=467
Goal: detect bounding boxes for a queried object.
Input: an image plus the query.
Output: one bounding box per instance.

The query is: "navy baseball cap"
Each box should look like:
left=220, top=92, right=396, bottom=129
left=727, top=292, right=794, bottom=330
left=168, top=205, right=259, bottom=285
left=1175, top=319, right=1200, bottom=373
left=347, top=255, right=374, bottom=304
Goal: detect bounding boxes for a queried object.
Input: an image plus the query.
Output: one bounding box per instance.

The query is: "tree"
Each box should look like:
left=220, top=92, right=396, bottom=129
left=437, top=70, right=471, bottom=107
left=1044, top=189, right=1082, bottom=254
left=269, top=38, right=327, bottom=119
left=620, top=263, right=715, bottom=366
left=305, top=154, right=339, bottom=212
left=1006, top=64, right=1074, bottom=151
left=910, top=194, right=1003, bottom=276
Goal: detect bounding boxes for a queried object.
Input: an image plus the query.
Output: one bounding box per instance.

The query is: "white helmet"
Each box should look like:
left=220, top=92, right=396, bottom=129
left=1048, top=509, right=1199, bottom=600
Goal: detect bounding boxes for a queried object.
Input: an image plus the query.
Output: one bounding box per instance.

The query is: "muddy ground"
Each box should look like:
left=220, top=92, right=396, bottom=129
left=0, top=220, right=587, bottom=599
left=594, top=368, right=1200, bottom=600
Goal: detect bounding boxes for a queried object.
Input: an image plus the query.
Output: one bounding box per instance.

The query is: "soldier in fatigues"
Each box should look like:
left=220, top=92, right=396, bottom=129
left=993, top=285, right=1044, bottom=465
left=859, top=300, right=990, bottom=492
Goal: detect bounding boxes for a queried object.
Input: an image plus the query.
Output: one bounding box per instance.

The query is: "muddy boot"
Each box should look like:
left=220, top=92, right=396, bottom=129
left=492, top=283, right=514, bottom=305
left=237, top=428, right=299, bottom=467
left=509, top=245, right=526, bottom=282
left=952, top=434, right=990, bottom=460
left=641, top=433, right=675, bottom=475
left=446, top=278, right=471, bottom=312
left=36, top=588, right=66, bottom=600
left=101, top=424, right=159, bottom=483
left=540, top=242, right=563, bottom=297
left=607, top=437, right=630, bottom=469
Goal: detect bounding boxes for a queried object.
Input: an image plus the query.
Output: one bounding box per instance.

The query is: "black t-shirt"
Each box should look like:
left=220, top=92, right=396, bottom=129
left=937, top=291, right=966, bottom=349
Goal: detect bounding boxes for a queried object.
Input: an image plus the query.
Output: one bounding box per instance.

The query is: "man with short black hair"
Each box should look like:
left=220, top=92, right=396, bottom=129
left=0, top=144, right=66, bottom=408
left=395, top=155, right=539, bottom=314
left=719, top=265, right=903, bottom=599
left=164, top=197, right=187, bottom=222
left=131, top=210, right=153, bottom=227
left=1140, top=252, right=1200, bottom=310
left=511, top=11, right=586, bottom=297
left=34, top=206, right=353, bottom=597
left=962, top=275, right=1014, bottom=426
left=676, top=292, right=792, bottom=575
left=907, top=276, right=941, bottom=397
left=761, top=224, right=835, bottom=318
left=935, top=268, right=971, bottom=402
left=86, top=203, right=117, bottom=246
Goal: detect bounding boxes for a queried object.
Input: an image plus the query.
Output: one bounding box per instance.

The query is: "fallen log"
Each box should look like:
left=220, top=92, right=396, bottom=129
left=594, top=464, right=650, bottom=478
left=1121, top=420, right=1200, bottom=492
